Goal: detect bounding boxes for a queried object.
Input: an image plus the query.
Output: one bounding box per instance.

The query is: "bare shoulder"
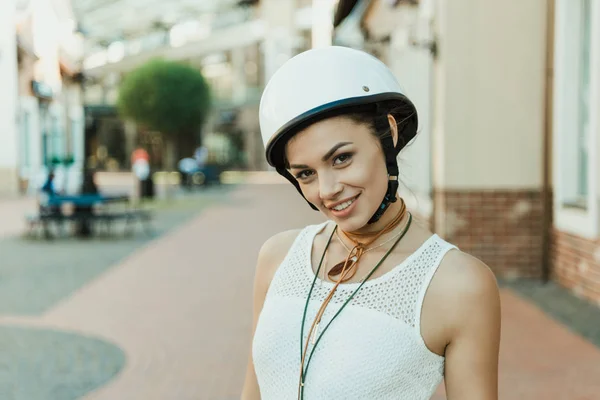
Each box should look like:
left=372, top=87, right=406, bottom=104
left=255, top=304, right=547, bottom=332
left=431, top=250, right=501, bottom=398
left=438, top=250, right=499, bottom=298
left=429, top=249, right=501, bottom=337
left=258, top=229, right=302, bottom=266
left=255, top=228, right=303, bottom=286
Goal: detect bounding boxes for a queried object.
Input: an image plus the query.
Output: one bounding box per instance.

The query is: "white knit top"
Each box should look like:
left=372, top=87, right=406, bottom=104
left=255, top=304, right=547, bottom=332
left=253, top=221, right=458, bottom=400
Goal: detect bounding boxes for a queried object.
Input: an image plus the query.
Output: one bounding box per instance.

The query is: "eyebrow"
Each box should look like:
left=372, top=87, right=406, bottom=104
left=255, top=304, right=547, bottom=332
left=289, top=142, right=353, bottom=169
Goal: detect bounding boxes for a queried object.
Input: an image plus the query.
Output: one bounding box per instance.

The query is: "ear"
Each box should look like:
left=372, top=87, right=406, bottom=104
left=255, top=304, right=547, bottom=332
left=387, top=114, right=399, bottom=148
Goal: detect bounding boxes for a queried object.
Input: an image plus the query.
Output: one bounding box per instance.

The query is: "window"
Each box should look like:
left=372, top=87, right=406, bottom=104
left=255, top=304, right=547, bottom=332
left=561, top=0, right=593, bottom=209
left=553, top=0, right=599, bottom=238
left=572, top=0, right=592, bottom=208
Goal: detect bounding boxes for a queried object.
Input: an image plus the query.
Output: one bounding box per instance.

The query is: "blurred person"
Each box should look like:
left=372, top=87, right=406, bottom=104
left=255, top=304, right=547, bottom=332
left=178, top=157, right=197, bottom=189
left=241, top=47, right=501, bottom=400
left=81, top=169, right=99, bottom=195
left=41, top=169, right=58, bottom=197
left=75, top=169, right=99, bottom=237
left=40, top=169, right=61, bottom=216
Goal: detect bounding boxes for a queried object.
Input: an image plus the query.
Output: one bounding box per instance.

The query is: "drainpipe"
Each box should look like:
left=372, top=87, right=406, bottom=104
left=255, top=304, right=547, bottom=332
left=541, top=0, right=555, bottom=283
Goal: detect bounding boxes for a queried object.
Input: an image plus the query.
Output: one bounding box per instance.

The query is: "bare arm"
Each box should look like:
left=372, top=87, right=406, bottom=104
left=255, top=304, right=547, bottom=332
left=443, top=254, right=502, bottom=400
left=240, top=230, right=300, bottom=400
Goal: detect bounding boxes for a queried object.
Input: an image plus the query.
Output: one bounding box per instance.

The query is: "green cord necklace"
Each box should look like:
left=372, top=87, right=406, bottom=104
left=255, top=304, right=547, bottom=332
left=298, top=213, right=413, bottom=399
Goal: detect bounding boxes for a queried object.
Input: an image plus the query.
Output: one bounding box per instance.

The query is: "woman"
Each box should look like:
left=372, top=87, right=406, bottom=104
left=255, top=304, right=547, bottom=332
left=241, top=46, right=501, bottom=400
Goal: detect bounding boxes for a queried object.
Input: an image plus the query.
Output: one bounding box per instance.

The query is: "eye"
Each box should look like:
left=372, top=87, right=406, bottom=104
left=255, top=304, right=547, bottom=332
left=333, top=152, right=353, bottom=165
left=295, top=169, right=314, bottom=180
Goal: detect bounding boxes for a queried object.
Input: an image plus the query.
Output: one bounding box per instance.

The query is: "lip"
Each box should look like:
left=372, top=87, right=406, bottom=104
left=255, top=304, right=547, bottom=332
left=326, top=194, right=360, bottom=209
left=327, top=194, right=360, bottom=218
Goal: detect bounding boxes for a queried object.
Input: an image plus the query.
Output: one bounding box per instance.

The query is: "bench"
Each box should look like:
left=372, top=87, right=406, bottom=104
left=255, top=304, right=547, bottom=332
left=26, top=209, right=153, bottom=239
left=92, top=210, right=153, bottom=236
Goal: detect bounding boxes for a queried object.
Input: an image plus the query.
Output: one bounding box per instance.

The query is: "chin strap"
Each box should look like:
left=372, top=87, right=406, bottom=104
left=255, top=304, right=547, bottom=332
left=367, top=175, right=398, bottom=224
left=367, top=113, right=400, bottom=224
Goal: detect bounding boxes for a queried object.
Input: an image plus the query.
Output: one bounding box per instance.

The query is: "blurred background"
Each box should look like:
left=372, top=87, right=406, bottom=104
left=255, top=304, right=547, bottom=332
left=0, top=0, right=599, bottom=399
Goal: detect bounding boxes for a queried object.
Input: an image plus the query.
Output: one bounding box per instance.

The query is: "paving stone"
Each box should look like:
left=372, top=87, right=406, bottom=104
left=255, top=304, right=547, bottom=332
left=1, top=183, right=599, bottom=399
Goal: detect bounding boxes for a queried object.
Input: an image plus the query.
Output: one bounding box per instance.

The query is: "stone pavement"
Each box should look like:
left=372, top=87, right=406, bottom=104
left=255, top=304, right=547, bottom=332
left=0, top=187, right=232, bottom=400
left=0, top=183, right=599, bottom=399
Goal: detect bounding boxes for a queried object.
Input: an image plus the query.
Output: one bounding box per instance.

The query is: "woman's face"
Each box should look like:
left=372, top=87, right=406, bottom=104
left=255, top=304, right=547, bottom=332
left=286, top=115, right=396, bottom=232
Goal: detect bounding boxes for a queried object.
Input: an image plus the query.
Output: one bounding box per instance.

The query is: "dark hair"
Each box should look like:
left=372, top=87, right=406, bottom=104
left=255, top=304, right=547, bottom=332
left=283, top=100, right=417, bottom=168
left=343, top=100, right=417, bottom=152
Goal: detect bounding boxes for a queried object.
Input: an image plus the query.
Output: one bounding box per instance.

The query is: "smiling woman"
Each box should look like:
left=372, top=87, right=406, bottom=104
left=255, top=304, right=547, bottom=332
left=241, top=46, right=501, bottom=400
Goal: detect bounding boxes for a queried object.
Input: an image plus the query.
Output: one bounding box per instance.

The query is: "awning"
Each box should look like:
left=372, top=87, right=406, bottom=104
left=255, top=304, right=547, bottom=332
left=72, top=0, right=242, bottom=47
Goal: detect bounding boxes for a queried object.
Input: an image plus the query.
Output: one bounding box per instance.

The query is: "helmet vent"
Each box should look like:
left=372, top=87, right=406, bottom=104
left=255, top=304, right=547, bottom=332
left=362, top=86, right=370, bottom=92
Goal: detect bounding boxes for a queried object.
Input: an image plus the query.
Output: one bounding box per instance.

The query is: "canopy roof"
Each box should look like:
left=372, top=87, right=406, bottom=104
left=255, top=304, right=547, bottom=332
left=72, top=0, right=244, bottom=46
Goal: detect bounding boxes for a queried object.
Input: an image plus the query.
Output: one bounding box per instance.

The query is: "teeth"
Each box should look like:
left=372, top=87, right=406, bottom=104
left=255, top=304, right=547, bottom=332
left=333, top=198, right=355, bottom=211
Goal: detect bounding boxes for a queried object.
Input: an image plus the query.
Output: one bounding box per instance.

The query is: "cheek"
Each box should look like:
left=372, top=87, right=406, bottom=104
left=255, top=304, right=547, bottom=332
left=347, top=154, right=387, bottom=188
left=355, top=156, right=389, bottom=201
left=299, top=182, right=322, bottom=206
left=344, top=168, right=370, bottom=188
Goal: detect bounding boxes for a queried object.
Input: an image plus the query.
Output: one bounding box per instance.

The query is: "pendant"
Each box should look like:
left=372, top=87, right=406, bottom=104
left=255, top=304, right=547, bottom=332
left=327, top=256, right=358, bottom=280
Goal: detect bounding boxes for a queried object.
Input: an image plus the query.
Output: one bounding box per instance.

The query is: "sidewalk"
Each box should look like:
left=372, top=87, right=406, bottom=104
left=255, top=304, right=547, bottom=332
left=0, top=196, right=37, bottom=239
left=0, top=183, right=598, bottom=399
left=0, top=172, right=137, bottom=240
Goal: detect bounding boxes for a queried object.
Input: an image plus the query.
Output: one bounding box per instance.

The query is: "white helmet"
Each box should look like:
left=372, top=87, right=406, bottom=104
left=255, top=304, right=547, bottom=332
left=259, top=46, right=418, bottom=223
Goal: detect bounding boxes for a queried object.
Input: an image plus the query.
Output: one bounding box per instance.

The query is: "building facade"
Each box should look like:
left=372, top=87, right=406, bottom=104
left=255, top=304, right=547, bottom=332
left=430, top=0, right=550, bottom=279
left=0, top=0, right=21, bottom=196
left=14, top=0, right=86, bottom=194
left=341, top=0, right=600, bottom=307
left=0, top=0, right=85, bottom=196
left=72, top=0, right=600, bottom=306
left=551, top=0, right=600, bottom=305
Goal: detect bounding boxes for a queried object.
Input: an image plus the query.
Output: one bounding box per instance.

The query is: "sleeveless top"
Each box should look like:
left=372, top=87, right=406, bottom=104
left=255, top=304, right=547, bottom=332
left=252, top=221, right=458, bottom=400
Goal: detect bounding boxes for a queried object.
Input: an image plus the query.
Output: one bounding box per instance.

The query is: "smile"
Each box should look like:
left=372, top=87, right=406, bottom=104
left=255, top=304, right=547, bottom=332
left=333, top=198, right=356, bottom=211
left=329, top=194, right=360, bottom=212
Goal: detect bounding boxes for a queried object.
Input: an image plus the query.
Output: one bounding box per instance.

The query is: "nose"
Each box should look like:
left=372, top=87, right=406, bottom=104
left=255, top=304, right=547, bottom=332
left=319, top=173, right=343, bottom=202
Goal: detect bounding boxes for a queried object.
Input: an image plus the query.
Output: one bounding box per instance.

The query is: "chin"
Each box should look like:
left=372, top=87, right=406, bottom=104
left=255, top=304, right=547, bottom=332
left=318, top=197, right=376, bottom=232
left=332, top=214, right=370, bottom=233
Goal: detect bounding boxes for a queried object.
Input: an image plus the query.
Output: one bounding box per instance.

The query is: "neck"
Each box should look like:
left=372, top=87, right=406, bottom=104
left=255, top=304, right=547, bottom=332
left=337, top=196, right=409, bottom=249
left=328, top=197, right=410, bottom=282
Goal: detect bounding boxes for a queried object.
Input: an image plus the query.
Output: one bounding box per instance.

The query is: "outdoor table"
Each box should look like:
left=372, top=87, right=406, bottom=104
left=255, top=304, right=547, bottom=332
left=45, top=194, right=129, bottom=207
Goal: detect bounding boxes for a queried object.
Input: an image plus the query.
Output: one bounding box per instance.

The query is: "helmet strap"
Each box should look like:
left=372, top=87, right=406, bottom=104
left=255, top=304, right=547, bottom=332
left=367, top=176, right=398, bottom=224
left=368, top=124, right=400, bottom=224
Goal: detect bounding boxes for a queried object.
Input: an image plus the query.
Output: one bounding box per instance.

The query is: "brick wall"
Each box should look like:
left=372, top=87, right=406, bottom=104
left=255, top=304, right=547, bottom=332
left=433, top=189, right=545, bottom=278
left=552, top=229, right=600, bottom=306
